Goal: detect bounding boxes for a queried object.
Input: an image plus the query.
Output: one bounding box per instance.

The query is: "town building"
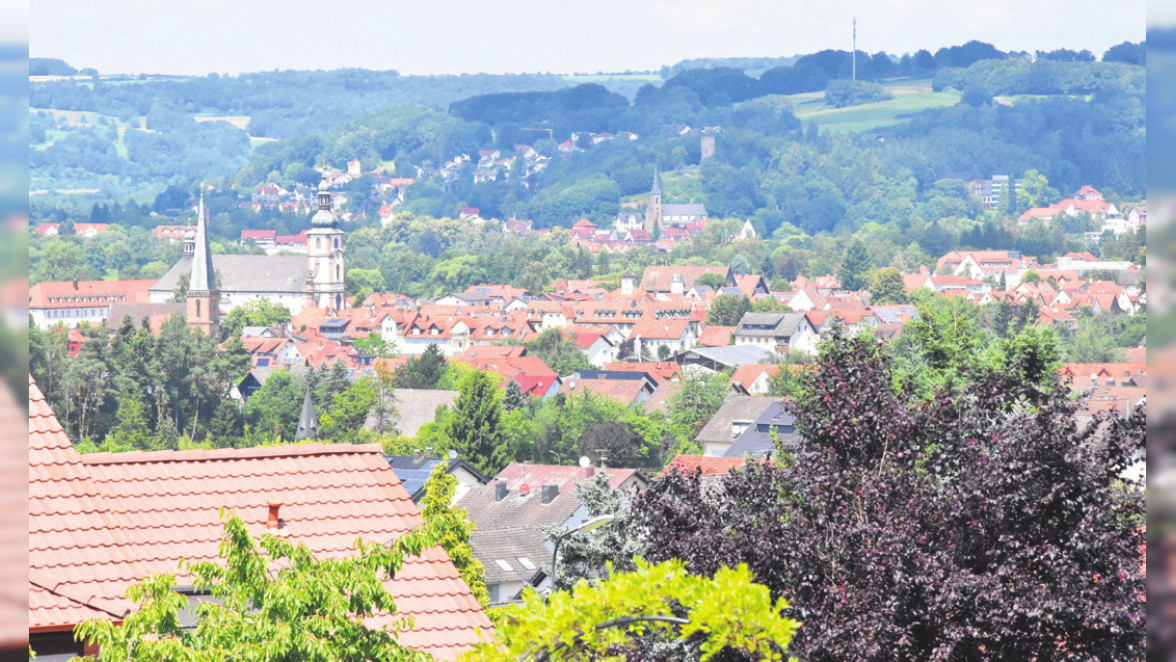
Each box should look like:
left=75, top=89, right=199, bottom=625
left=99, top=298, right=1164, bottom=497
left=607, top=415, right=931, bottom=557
left=150, top=181, right=347, bottom=316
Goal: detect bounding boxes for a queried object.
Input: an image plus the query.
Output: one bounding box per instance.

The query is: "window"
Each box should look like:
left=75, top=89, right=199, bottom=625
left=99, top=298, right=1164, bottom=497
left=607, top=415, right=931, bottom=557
left=487, top=584, right=500, bottom=603
left=195, top=300, right=201, bottom=317
left=494, top=559, right=514, bottom=572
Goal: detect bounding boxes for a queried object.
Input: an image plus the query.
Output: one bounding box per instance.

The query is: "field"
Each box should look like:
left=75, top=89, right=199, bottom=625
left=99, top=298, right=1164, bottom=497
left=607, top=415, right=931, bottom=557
left=787, top=79, right=961, bottom=134
left=195, top=115, right=252, bottom=130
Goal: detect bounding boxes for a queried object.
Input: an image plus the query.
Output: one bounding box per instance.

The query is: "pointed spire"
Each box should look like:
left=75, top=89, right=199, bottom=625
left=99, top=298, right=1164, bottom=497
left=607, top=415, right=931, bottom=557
left=189, top=187, right=216, bottom=291
left=295, top=389, right=318, bottom=441
left=650, top=165, right=661, bottom=197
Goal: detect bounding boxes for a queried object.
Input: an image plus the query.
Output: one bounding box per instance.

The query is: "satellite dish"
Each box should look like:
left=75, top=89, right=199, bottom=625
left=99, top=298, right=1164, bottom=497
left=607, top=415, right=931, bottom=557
left=448, top=449, right=458, bottom=460
left=578, top=456, right=591, bottom=468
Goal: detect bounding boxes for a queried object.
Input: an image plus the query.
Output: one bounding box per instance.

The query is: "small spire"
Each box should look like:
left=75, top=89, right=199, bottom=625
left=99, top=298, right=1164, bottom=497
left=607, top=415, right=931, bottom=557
left=651, top=165, right=661, bottom=196
left=189, top=186, right=216, bottom=291
left=295, top=390, right=318, bottom=441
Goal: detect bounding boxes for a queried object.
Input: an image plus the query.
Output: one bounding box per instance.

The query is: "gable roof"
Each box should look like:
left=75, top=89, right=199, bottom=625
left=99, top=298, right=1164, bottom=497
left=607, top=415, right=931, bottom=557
left=694, top=395, right=777, bottom=445
left=365, top=389, right=459, bottom=437
left=152, top=255, right=309, bottom=295
left=460, top=464, right=643, bottom=533
left=29, top=377, right=490, bottom=657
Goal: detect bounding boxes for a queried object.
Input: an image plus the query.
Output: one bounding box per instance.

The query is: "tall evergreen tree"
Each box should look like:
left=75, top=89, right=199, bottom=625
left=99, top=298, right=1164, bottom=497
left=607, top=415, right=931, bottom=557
left=839, top=238, right=872, bottom=291
left=446, top=370, right=505, bottom=475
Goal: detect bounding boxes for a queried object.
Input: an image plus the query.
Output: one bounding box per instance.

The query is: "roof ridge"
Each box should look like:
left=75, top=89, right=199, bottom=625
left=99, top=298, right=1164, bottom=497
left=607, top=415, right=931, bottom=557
left=82, top=442, right=385, bottom=465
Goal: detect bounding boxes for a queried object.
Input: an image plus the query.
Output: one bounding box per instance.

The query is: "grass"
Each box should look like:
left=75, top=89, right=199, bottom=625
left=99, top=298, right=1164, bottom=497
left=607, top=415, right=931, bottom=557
left=788, top=80, right=961, bottom=134
left=195, top=115, right=252, bottom=130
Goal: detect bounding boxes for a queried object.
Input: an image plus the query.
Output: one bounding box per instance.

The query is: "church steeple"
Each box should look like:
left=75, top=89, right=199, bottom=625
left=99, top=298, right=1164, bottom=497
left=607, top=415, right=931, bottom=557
left=644, top=165, right=662, bottom=234
left=306, top=170, right=347, bottom=312
left=295, top=389, right=318, bottom=441
left=187, top=189, right=221, bottom=337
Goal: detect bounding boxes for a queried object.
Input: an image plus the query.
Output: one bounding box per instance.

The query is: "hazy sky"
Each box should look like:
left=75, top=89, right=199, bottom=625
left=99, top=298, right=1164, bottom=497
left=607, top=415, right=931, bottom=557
left=30, top=0, right=1146, bottom=76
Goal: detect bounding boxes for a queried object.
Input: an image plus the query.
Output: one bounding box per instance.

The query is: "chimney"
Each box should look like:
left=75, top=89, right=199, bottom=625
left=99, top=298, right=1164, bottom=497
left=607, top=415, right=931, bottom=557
left=541, top=484, right=559, bottom=505
left=495, top=481, right=508, bottom=502
left=267, top=502, right=282, bottom=530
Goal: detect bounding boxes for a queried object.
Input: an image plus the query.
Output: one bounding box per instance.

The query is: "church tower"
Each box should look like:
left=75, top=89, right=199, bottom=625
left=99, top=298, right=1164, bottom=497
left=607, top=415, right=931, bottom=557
left=644, top=166, right=662, bottom=234
left=306, top=178, right=347, bottom=311
left=187, top=192, right=221, bottom=337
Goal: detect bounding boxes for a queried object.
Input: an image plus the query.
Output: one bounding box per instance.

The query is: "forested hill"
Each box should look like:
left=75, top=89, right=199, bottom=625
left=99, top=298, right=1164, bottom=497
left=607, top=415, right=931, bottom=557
left=31, top=40, right=1145, bottom=230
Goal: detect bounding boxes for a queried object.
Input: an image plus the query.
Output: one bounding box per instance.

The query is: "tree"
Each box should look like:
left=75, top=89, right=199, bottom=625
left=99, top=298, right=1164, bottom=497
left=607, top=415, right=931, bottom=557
left=420, top=464, right=489, bottom=608
left=667, top=372, right=727, bottom=437
left=694, top=273, right=728, bottom=289
left=868, top=267, right=909, bottom=304
left=1017, top=169, right=1059, bottom=211
left=318, top=359, right=352, bottom=410
left=525, top=328, right=591, bottom=377
left=105, top=390, right=151, bottom=450
left=218, top=299, right=291, bottom=340
left=461, top=558, right=800, bottom=662
left=630, top=329, right=1144, bottom=661
left=751, top=297, right=793, bottom=314
left=318, top=377, right=378, bottom=442
left=446, top=370, right=505, bottom=475
left=393, top=344, right=449, bottom=389
left=75, top=512, right=457, bottom=662
left=839, top=238, right=872, bottom=291
left=706, top=294, right=751, bottom=326
left=502, top=378, right=527, bottom=412
left=354, top=331, right=395, bottom=358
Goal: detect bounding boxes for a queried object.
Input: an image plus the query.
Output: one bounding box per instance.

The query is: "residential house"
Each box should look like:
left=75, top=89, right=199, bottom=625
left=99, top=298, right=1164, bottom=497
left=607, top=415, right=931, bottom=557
left=460, top=464, right=647, bottom=603
left=694, top=395, right=778, bottom=457
left=558, top=373, right=655, bottom=407
left=28, top=377, right=491, bottom=661
left=727, top=364, right=781, bottom=395
left=732, top=312, right=819, bottom=355
left=639, top=265, right=733, bottom=294
left=722, top=401, right=799, bottom=460
left=384, top=452, right=489, bottom=504
left=364, top=389, right=459, bottom=437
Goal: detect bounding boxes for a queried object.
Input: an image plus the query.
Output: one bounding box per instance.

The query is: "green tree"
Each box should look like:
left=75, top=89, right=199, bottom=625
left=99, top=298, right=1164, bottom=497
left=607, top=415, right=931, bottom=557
left=218, top=299, right=292, bottom=340
left=420, top=464, right=490, bottom=608
left=706, top=294, right=751, bottom=326
left=354, top=331, right=395, bottom=358
left=869, top=267, right=909, bottom=304
left=667, top=372, right=727, bottom=437
left=839, top=238, right=872, bottom=291
left=392, top=344, right=449, bottom=389
left=751, top=298, right=793, bottom=313
left=460, top=558, right=799, bottom=662
left=1017, top=168, right=1060, bottom=211
left=694, top=273, right=728, bottom=289
left=319, top=377, right=378, bottom=442
left=502, top=378, right=527, bottom=412
left=446, top=370, right=505, bottom=475
left=244, top=369, right=305, bottom=441
left=105, top=390, right=151, bottom=450
left=317, top=359, right=352, bottom=409
left=75, top=512, right=456, bottom=662
left=525, top=328, right=591, bottom=377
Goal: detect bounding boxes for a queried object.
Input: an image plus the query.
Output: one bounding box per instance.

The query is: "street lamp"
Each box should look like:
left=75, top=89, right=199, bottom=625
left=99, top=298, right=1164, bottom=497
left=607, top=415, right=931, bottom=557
left=548, top=514, right=615, bottom=589
left=548, top=450, right=563, bottom=465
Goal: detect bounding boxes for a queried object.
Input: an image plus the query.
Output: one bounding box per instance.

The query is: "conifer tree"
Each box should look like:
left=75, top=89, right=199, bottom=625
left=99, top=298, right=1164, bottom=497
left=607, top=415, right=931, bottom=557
left=446, top=370, right=504, bottom=475
left=839, top=238, right=872, bottom=291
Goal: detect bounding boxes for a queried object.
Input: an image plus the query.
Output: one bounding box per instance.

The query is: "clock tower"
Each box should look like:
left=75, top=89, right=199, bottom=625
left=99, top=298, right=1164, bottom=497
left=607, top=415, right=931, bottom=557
left=306, top=179, right=346, bottom=311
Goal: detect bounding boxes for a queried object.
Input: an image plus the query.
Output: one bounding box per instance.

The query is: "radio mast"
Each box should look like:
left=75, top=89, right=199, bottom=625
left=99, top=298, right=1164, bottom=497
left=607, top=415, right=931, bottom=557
left=852, top=17, right=857, bottom=81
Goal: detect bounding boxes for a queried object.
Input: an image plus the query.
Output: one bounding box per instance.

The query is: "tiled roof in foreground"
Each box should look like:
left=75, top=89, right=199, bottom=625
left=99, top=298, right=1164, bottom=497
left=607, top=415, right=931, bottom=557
left=29, top=376, right=491, bottom=658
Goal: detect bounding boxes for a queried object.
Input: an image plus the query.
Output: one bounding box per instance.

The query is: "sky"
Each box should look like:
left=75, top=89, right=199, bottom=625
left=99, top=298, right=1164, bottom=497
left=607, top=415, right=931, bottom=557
left=30, top=0, right=1147, bottom=77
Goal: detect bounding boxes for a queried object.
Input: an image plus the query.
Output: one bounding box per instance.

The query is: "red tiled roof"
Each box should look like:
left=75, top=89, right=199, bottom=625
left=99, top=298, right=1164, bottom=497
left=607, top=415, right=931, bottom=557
left=697, top=325, right=734, bottom=347
left=559, top=378, right=648, bottom=406
left=29, top=280, right=156, bottom=310
left=241, top=229, right=276, bottom=241
left=728, top=364, right=780, bottom=393
left=29, top=376, right=491, bottom=656
left=662, top=455, right=747, bottom=476
left=603, top=361, right=682, bottom=385
left=29, top=375, right=141, bottom=630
